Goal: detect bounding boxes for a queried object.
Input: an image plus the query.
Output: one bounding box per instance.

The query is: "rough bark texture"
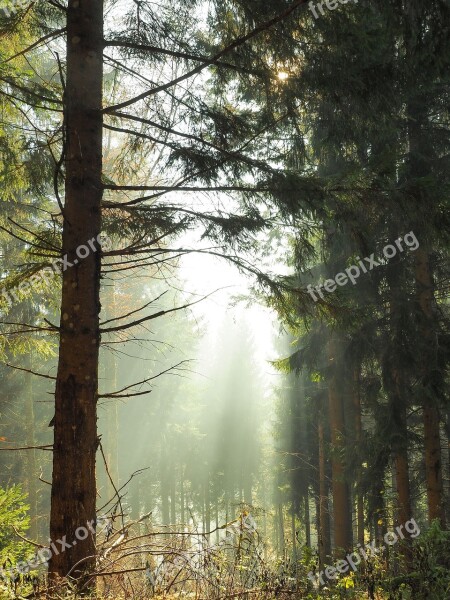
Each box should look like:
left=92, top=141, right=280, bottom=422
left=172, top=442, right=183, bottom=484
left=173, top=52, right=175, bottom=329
left=423, top=398, right=444, bottom=523
left=328, top=337, right=352, bottom=557
left=415, top=247, right=445, bottom=525
left=391, top=369, right=412, bottom=529
left=49, top=0, right=103, bottom=581
left=408, top=99, right=445, bottom=526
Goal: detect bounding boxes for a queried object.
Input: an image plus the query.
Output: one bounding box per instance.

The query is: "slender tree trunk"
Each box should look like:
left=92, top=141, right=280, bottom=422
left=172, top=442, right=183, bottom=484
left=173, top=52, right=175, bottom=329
left=161, top=445, right=170, bottom=526
left=318, top=417, right=331, bottom=566
left=304, top=492, right=311, bottom=547
left=243, top=476, right=252, bottom=506
left=205, top=474, right=210, bottom=540
left=25, top=360, right=38, bottom=540
left=215, top=499, right=220, bottom=544
left=291, top=509, right=297, bottom=559
left=328, top=337, right=352, bottom=557
left=104, top=286, right=119, bottom=496
left=180, top=469, right=185, bottom=527
left=446, top=410, right=450, bottom=524
left=49, top=0, right=103, bottom=582
left=278, top=503, right=285, bottom=557
left=170, top=470, right=176, bottom=525
left=353, top=367, right=364, bottom=546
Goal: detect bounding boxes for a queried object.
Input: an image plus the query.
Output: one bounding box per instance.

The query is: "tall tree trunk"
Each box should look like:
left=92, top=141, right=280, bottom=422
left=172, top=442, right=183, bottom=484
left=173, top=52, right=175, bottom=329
left=25, top=361, right=38, bottom=540
left=353, top=366, right=364, bottom=546
left=390, top=368, right=412, bottom=530
left=170, top=460, right=176, bottom=525
left=49, top=0, right=103, bottom=582
left=291, top=509, right=297, bottom=559
left=161, top=444, right=170, bottom=526
left=180, top=469, right=185, bottom=527
left=304, top=493, right=311, bottom=547
left=104, top=285, right=119, bottom=497
left=446, top=409, right=450, bottom=524
left=204, top=474, right=210, bottom=540
left=328, top=337, right=352, bottom=557
left=404, top=4, right=446, bottom=529
left=278, top=503, right=285, bottom=557
left=415, top=247, right=445, bottom=525
left=215, top=498, right=220, bottom=544
left=318, top=416, right=331, bottom=566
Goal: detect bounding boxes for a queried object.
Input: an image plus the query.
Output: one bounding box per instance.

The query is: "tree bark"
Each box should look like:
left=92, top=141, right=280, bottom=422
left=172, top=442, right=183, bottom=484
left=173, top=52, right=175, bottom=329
left=415, top=247, right=445, bottom=525
left=353, top=367, right=364, bottom=547
left=328, top=337, right=352, bottom=557
left=318, top=416, right=331, bottom=566
left=390, top=367, right=412, bottom=531
left=278, top=503, right=285, bottom=557
left=304, top=493, right=311, bottom=547
left=49, top=0, right=103, bottom=582
left=204, top=474, right=210, bottom=541
left=25, top=359, right=38, bottom=540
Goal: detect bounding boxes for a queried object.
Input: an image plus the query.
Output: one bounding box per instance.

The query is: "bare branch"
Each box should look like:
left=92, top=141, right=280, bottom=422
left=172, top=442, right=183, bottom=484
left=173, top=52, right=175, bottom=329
left=99, top=291, right=167, bottom=326
left=98, top=360, right=191, bottom=398
left=0, top=445, right=53, bottom=451
left=3, top=362, right=56, bottom=380
left=100, top=291, right=219, bottom=333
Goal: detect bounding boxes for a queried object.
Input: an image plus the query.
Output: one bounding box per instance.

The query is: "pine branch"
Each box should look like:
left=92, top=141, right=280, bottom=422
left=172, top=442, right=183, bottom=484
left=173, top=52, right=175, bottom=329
left=0, top=76, right=63, bottom=106
left=1, top=27, right=67, bottom=64
left=103, top=40, right=259, bottom=75
left=103, top=184, right=268, bottom=192
left=106, top=111, right=278, bottom=175
left=103, top=0, right=309, bottom=113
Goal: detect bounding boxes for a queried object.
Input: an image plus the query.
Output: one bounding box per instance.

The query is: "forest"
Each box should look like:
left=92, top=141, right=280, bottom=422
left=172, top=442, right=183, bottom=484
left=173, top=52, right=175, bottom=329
left=0, top=0, right=449, bottom=598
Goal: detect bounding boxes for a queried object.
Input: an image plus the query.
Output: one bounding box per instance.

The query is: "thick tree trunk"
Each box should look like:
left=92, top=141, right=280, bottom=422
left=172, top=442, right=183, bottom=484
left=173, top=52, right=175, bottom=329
left=423, top=401, right=444, bottom=523
left=415, top=247, right=445, bottom=525
left=49, top=0, right=103, bottom=582
left=328, top=337, right=352, bottom=557
left=390, top=368, right=412, bottom=530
